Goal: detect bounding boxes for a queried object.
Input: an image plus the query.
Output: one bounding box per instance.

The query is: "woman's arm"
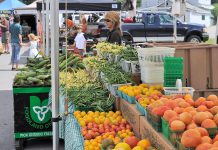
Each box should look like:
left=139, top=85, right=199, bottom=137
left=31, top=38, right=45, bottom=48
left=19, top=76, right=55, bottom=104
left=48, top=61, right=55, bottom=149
left=0, top=23, right=6, bottom=28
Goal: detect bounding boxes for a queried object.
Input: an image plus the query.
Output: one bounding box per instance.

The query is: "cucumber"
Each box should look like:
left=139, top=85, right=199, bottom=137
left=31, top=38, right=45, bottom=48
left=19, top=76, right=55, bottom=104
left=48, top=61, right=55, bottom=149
left=36, top=59, right=49, bottom=68
left=59, top=57, right=71, bottom=70
left=27, top=77, right=42, bottom=83
left=36, top=75, right=50, bottom=80
left=77, top=63, right=85, bottom=69
left=59, top=54, right=66, bottom=62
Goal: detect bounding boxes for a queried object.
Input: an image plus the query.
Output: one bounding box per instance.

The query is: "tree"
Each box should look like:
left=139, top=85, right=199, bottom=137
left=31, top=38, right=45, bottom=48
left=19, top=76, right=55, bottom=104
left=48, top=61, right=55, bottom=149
left=212, top=3, right=218, bottom=23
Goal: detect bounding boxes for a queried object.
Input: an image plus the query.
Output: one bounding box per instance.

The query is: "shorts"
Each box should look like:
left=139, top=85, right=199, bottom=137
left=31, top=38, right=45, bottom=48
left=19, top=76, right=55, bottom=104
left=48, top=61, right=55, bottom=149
left=2, top=31, right=9, bottom=44
left=11, top=43, right=21, bottom=64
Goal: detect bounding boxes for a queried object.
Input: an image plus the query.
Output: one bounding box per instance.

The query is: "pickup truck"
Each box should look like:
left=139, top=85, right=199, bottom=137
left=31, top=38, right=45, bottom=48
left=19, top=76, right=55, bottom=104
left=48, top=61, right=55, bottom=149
left=100, top=11, right=209, bottom=43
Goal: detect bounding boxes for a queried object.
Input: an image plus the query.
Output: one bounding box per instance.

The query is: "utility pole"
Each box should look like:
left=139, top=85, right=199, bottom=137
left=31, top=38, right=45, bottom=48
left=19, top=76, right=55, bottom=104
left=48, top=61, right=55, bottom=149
left=50, top=0, right=59, bottom=149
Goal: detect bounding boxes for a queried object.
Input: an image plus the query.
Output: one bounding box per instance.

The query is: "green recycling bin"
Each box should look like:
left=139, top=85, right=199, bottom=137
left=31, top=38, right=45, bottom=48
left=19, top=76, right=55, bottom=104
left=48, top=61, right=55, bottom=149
left=13, top=86, right=52, bottom=149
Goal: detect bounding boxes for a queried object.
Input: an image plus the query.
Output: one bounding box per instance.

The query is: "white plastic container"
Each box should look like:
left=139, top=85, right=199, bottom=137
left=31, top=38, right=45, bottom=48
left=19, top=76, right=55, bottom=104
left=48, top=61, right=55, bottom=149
left=138, top=47, right=175, bottom=83
left=141, top=66, right=164, bottom=83
left=137, top=47, right=175, bottom=67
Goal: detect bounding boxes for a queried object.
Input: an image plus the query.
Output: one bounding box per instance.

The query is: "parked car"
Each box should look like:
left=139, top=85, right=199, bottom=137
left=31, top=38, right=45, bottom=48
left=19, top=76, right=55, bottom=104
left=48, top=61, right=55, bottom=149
left=99, top=11, right=209, bottom=43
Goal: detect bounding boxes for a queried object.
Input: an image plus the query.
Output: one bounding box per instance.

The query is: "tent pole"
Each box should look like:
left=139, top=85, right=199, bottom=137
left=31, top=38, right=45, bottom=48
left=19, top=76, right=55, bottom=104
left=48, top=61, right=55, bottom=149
left=42, top=0, right=46, bottom=55
left=46, top=0, right=50, bottom=56
left=50, top=0, right=59, bottom=150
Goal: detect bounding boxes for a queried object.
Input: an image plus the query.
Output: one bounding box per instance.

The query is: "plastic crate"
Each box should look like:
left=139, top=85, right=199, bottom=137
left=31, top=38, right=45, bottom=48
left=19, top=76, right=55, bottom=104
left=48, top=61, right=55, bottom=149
left=122, top=93, right=128, bottom=101
left=206, top=127, right=218, bottom=138
left=127, top=95, right=136, bottom=104
left=164, top=87, right=195, bottom=97
left=175, top=140, right=195, bottom=150
left=164, top=57, right=183, bottom=63
left=109, top=83, right=132, bottom=96
left=116, top=90, right=123, bottom=98
left=147, top=107, right=162, bottom=132
left=169, top=130, right=184, bottom=147
left=164, top=76, right=183, bottom=87
left=164, top=64, right=183, bottom=74
left=164, top=57, right=183, bottom=74
left=162, top=118, right=171, bottom=140
left=161, top=118, right=184, bottom=146
left=135, top=100, right=147, bottom=116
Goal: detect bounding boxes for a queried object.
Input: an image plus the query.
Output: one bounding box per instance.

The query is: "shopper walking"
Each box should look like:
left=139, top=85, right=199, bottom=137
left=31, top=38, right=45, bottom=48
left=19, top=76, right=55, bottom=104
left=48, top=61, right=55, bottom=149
left=9, top=15, right=23, bottom=71
left=0, top=14, right=10, bottom=54
left=104, top=11, right=122, bottom=45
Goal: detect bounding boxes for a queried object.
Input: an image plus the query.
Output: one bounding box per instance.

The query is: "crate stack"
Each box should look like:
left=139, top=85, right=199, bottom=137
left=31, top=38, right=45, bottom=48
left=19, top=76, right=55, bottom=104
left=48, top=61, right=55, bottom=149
left=164, top=57, right=183, bottom=87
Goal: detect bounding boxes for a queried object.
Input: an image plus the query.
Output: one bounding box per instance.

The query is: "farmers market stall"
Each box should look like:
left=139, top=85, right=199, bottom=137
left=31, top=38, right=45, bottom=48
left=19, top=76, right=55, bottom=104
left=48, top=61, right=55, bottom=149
left=15, top=37, right=218, bottom=150
left=13, top=1, right=218, bottom=150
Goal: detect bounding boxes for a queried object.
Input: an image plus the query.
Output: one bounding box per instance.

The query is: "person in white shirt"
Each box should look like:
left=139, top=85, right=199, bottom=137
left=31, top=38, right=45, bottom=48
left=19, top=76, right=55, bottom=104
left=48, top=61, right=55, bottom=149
left=74, top=24, right=86, bottom=56
left=28, top=33, right=41, bottom=58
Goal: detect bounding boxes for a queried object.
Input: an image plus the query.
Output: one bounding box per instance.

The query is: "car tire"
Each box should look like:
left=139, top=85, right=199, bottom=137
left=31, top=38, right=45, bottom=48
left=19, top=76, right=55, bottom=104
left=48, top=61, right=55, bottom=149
left=187, top=35, right=201, bottom=43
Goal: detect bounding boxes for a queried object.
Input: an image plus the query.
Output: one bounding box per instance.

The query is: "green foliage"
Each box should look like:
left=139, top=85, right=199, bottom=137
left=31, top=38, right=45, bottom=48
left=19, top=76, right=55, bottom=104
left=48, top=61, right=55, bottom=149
left=212, top=3, right=218, bottom=23
left=212, top=0, right=218, bottom=4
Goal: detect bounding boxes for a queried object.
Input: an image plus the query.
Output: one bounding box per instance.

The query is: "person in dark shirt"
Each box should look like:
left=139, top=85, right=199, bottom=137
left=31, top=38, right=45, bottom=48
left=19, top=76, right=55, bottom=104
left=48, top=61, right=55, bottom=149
left=104, top=11, right=122, bottom=45
left=9, top=15, right=22, bottom=70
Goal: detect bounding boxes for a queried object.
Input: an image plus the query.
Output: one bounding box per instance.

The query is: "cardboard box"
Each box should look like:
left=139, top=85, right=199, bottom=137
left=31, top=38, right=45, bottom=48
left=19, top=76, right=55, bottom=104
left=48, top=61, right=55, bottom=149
left=194, top=89, right=218, bottom=99
left=210, top=47, right=218, bottom=88
left=120, top=99, right=142, bottom=138
left=140, top=116, right=175, bottom=150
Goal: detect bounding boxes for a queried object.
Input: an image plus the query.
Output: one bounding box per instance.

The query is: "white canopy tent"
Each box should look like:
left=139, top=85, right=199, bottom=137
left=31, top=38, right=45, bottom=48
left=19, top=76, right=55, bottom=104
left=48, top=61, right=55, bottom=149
left=14, top=0, right=40, bottom=15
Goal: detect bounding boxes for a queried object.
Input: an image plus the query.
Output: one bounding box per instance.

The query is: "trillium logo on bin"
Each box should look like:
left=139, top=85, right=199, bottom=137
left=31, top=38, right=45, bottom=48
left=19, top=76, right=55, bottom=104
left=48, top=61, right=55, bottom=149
left=33, top=106, right=49, bottom=121
left=30, top=96, right=51, bottom=124
left=24, top=96, right=52, bottom=129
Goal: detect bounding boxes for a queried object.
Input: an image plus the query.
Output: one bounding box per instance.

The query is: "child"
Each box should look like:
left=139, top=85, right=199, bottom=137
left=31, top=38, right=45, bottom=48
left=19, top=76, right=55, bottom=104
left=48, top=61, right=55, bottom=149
left=28, top=33, right=41, bottom=58
left=73, top=24, right=87, bottom=56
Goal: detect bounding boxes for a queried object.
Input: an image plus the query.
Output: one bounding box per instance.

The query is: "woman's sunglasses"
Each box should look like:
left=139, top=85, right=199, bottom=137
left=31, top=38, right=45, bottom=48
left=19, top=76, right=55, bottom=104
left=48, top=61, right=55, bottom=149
left=104, top=19, right=111, bottom=22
